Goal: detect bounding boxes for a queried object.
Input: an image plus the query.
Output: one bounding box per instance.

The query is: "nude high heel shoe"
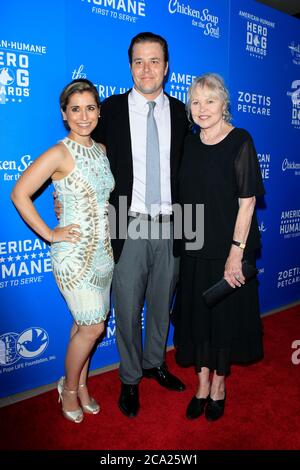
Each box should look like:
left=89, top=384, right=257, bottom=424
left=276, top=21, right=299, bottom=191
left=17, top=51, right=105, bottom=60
left=78, top=383, right=100, bottom=415
left=57, top=376, right=84, bottom=423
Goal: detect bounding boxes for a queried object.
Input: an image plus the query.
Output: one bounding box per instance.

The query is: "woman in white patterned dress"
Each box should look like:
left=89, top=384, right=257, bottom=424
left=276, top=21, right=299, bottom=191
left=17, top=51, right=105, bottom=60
left=11, top=79, right=114, bottom=423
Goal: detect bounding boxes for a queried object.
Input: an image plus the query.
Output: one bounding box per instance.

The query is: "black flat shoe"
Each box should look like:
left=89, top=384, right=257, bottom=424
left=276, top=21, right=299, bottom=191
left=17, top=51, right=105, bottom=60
left=118, top=383, right=140, bottom=418
left=143, top=363, right=185, bottom=391
left=186, top=395, right=209, bottom=419
left=205, top=393, right=226, bottom=422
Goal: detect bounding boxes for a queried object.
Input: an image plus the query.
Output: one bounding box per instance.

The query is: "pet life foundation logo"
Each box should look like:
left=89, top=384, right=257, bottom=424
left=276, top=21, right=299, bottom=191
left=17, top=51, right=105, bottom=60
left=167, top=71, right=196, bottom=104
left=280, top=209, right=300, bottom=239
left=168, top=1, right=220, bottom=39
left=239, top=10, right=275, bottom=60
left=257, top=152, right=271, bottom=180
left=0, top=327, right=51, bottom=370
left=0, top=39, right=46, bottom=105
left=80, top=0, right=146, bottom=23
left=289, top=42, right=300, bottom=66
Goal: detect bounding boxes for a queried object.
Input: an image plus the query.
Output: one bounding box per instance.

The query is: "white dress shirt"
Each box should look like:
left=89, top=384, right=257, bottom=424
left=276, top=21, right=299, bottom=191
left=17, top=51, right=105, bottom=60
left=128, top=87, right=172, bottom=215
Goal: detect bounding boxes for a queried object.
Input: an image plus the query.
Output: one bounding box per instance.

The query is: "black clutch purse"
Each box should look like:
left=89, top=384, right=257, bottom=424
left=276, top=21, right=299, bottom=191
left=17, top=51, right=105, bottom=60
left=202, top=261, right=258, bottom=308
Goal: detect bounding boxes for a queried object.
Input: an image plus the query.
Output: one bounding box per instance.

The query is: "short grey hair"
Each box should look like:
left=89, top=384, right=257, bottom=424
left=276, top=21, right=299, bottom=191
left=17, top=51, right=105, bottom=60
left=186, top=73, right=231, bottom=124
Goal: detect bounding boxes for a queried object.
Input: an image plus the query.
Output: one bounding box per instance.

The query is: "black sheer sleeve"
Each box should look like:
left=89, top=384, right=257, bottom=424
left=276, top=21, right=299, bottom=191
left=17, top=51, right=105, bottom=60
left=234, top=135, right=265, bottom=198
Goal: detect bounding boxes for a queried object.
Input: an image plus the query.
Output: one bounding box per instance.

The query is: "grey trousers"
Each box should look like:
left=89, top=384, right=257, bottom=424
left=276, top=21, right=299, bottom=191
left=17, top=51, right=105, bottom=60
left=112, top=218, right=179, bottom=384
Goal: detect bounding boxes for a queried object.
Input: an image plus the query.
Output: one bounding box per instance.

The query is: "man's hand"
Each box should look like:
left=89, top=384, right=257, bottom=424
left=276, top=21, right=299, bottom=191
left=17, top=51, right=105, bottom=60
left=53, top=191, right=62, bottom=220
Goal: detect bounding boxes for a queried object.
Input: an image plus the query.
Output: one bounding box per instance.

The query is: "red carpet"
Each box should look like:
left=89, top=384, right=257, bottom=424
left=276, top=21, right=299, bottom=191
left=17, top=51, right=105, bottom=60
left=1, top=304, right=300, bottom=451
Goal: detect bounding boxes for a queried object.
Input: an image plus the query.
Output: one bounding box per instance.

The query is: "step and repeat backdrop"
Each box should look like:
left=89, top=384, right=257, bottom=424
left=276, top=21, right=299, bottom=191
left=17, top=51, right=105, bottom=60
left=1, top=0, right=300, bottom=398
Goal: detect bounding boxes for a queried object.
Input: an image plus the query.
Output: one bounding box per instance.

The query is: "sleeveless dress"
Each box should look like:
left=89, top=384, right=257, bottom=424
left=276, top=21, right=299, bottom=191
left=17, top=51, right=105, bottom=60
left=51, top=137, right=115, bottom=326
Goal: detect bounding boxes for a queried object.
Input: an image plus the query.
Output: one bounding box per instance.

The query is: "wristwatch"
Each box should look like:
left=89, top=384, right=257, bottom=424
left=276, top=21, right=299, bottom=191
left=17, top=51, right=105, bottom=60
left=232, top=240, right=246, bottom=250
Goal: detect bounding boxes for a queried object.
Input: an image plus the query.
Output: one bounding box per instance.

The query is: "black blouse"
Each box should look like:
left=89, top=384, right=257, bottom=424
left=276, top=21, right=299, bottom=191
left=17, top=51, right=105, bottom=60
left=178, top=128, right=265, bottom=259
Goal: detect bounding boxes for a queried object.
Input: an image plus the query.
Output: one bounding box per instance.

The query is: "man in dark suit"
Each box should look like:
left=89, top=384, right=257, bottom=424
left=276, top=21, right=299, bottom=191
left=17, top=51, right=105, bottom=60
left=93, top=32, right=189, bottom=418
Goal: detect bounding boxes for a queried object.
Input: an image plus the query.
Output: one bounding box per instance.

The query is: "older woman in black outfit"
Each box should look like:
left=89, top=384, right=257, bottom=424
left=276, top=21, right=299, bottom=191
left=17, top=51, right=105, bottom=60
left=174, top=73, right=264, bottom=421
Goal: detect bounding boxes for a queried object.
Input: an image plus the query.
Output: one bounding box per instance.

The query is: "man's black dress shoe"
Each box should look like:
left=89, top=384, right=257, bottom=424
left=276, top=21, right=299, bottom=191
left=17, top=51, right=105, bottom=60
left=118, top=383, right=140, bottom=418
left=186, top=395, right=209, bottom=419
left=205, top=394, right=226, bottom=422
left=143, top=363, right=185, bottom=391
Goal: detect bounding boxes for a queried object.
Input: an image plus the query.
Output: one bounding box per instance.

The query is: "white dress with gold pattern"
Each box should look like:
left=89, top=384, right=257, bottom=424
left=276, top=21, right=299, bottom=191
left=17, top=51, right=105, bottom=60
left=51, top=138, right=114, bottom=325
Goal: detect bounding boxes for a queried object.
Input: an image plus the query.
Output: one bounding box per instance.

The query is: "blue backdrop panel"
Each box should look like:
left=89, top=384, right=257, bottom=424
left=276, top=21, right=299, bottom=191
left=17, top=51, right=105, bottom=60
left=228, top=0, right=300, bottom=313
left=0, top=0, right=299, bottom=398
left=272, top=10, right=300, bottom=310
left=0, top=1, right=68, bottom=396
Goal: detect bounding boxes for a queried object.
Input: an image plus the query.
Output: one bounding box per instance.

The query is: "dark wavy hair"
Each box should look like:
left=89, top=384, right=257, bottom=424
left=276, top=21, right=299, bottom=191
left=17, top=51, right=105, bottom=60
left=128, top=32, right=169, bottom=64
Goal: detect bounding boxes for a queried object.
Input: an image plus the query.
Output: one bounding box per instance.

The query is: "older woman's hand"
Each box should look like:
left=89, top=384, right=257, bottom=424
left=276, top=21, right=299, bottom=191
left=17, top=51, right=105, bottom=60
left=224, top=246, right=245, bottom=288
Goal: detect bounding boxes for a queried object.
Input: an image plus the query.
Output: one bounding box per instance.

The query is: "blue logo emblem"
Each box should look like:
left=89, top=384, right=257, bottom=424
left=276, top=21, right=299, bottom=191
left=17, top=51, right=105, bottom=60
left=0, top=333, right=20, bottom=366
left=0, top=327, right=49, bottom=366
left=17, top=328, right=49, bottom=359
left=0, top=67, right=15, bottom=86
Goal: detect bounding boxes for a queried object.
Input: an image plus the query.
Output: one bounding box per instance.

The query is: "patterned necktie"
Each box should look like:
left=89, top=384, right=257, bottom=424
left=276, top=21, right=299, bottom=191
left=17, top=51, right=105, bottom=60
left=145, top=101, right=161, bottom=217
